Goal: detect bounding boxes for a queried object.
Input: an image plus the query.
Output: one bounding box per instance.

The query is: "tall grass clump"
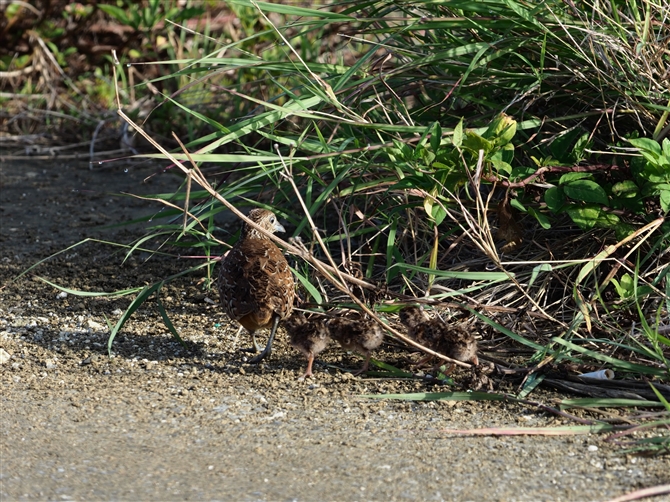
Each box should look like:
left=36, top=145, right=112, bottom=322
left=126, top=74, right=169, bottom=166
left=27, top=0, right=668, bottom=441
left=103, top=0, right=669, bottom=378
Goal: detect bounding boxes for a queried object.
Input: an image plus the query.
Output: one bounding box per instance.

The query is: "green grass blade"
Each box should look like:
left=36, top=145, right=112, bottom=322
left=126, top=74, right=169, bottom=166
left=156, top=296, right=187, bottom=348
left=107, top=281, right=164, bottom=356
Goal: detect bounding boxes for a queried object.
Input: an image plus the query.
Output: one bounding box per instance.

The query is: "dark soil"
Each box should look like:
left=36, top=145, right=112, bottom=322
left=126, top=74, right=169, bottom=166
left=1, top=159, right=668, bottom=501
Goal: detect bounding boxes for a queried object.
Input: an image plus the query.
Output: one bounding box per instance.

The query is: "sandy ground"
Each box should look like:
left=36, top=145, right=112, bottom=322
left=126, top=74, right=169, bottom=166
left=1, top=158, right=668, bottom=501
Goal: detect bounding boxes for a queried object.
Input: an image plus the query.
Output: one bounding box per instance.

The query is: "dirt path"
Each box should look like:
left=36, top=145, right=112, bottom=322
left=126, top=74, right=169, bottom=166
left=1, top=159, right=668, bottom=501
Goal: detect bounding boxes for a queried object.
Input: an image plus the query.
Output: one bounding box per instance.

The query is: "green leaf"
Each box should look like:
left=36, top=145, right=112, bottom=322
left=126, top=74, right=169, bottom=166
left=491, top=158, right=512, bottom=175
left=614, top=222, right=636, bottom=240
left=629, top=137, right=662, bottom=157
left=611, top=273, right=635, bottom=299
left=563, top=180, right=609, bottom=205
left=611, top=180, right=639, bottom=198
left=528, top=206, right=551, bottom=229
left=510, top=166, right=536, bottom=181
left=98, top=4, right=129, bottom=24
left=550, top=129, right=586, bottom=164
left=483, top=114, right=516, bottom=145
left=572, top=133, right=591, bottom=162
left=559, top=172, right=592, bottom=184
left=663, top=138, right=670, bottom=160
left=660, top=190, right=670, bottom=213
left=362, top=391, right=509, bottom=402
left=462, top=131, right=493, bottom=154
left=560, top=398, right=666, bottom=409
left=544, top=186, right=565, bottom=212
left=430, top=122, right=442, bottom=152
left=551, top=337, right=668, bottom=376
left=629, top=137, right=663, bottom=166
left=431, top=204, right=447, bottom=226
left=510, top=198, right=526, bottom=212
left=452, top=118, right=464, bottom=148
left=564, top=205, right=600, bottom=229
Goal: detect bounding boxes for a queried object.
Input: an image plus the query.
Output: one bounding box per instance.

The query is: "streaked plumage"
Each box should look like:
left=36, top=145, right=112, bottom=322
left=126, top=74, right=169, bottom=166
left=285, top=312, right=330, bottom=379
left=399, top=306, right=478, bottom=367
left=219, top=208, right=294, bottom=363
left=327, top=315, right=384, bottom=375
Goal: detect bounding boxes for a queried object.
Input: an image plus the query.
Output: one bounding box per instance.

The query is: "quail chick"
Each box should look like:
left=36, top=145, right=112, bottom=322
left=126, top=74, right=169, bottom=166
left=219, top=208, right=294, bottom=363
left=284, top=312, right=330, bottom=379
left=399, top=306, right=478, bottom=368
left=327, top=316, right=384, bottom=375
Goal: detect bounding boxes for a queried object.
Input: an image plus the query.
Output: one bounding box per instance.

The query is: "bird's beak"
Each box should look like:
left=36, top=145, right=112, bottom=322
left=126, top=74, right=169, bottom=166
left=275, top=222, right=286, bottom=233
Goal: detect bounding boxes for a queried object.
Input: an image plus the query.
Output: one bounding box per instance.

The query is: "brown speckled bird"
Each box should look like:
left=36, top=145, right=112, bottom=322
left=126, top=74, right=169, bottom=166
left=399, top=306, right=478, bottom=368
left=327, top=315, right=384, bottom=375
left=284, top=312, right=330, bottom=379
left=219, top=208, right=294, bottom=363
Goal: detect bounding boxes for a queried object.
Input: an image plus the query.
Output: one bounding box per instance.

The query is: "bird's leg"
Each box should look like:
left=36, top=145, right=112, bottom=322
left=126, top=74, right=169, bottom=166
left=251, top=331, right=262, bottom=352
left=299, top=353, right=315, bottom=380
left=352, top=353, right=372, bottom=376
left=239, top=330, right=262, bottom=353
left=412, top=354, right=433, bottom=367
left=249, top=315, right=280, bottom=364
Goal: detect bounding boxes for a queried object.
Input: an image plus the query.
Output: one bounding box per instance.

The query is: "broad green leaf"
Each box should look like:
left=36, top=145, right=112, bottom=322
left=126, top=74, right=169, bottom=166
left=484, top=114, right=516, bottom=145
left=663, top=138, right=670, bottom=160
left=510, top=198, right=526, bottom=212
left=528, top=206, right=551, bottom=229
left=612, top=180, right=639, bottom=197
left=510, top=166, right=536, bottom=181
left=629, top=137, right=662, bottom=165
left=559, top=172, right=592, bottom=184
left=431, top=204, right=447, bottom=226
left=491, top=158, right=512, bottom=175
left=563, top=180, right=609, bottom=205
left=629, top=137, right=662, bottom=156
left=660, top=190, right=670, bottom=212
left=544, top=186, right=564, bottom=212
left=462, top=131, right=493, bottom=154
left=564, top=205, right=600, bottom=229
left=572, top=133, right=591, bottom=162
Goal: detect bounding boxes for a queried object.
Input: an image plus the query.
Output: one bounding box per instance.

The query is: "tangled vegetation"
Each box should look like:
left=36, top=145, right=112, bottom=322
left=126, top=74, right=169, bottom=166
left=3, top=0, right=669, bottom=453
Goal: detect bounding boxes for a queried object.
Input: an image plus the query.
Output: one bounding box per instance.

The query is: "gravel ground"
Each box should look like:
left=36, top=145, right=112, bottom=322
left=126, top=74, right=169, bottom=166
left=1, top=159, right=668, bottom=501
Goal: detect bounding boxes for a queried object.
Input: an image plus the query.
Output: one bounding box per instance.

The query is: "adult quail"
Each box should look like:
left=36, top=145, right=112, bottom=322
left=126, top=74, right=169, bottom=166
left=219, top=208, right=294, bottom=363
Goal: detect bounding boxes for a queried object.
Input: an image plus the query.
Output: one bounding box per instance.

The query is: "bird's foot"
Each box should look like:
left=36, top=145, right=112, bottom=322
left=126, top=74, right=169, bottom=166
left=248, top=347, right=271, bottom=364
left=297, top=370, right=313, bottom=381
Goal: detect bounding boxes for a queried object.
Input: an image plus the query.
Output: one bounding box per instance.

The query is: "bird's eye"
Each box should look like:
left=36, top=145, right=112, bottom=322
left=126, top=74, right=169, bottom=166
left=270, top=216, right=275, bottom=223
